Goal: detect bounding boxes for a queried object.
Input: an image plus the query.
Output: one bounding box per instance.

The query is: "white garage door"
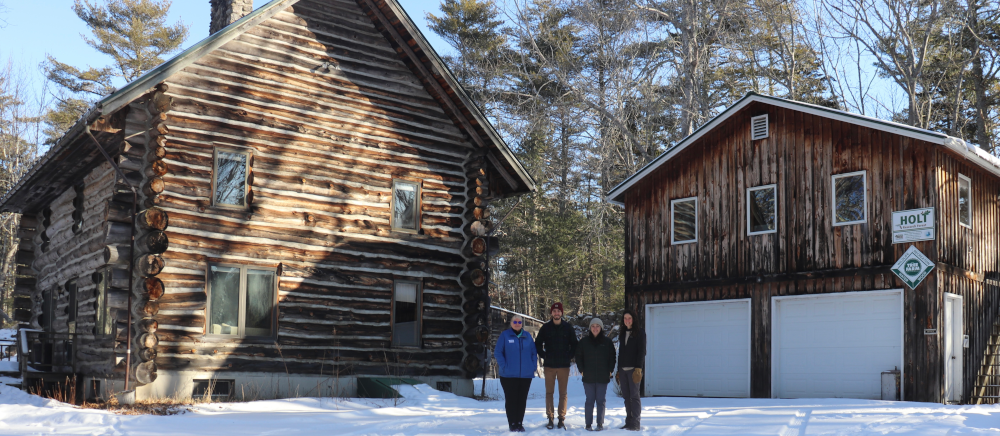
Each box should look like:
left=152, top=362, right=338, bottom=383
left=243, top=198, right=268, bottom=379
left=773, top=290, right=902, bottom=399
left=646, top=300, right=750, bottom=397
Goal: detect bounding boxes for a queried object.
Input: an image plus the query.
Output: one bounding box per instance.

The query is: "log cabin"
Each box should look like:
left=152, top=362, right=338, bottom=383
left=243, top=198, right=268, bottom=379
left=3, top=0, right=533, bottom=400
left=607, top=93, right=1000, bottom=404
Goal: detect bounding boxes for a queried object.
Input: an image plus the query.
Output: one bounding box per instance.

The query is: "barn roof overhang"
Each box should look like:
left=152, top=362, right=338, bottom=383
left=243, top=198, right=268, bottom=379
left=1, top=0, right=534, bottom=213
left=606, top=92, right=1000, bottom=206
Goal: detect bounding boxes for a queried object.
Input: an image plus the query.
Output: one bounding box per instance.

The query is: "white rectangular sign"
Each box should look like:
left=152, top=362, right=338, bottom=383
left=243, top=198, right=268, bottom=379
left=892, top=208, right=934, bottom=244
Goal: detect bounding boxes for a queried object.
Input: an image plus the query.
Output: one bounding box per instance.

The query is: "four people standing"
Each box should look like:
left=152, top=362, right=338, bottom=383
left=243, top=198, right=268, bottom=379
left=494, top=314, right=538, bottom=433
left=617, top=310, right=646, bottom=431
left=495, top=308, right=644, bottom=432
left=535, top=302, right=578, bottom=429
left=574, top=318, right=617, bottom=431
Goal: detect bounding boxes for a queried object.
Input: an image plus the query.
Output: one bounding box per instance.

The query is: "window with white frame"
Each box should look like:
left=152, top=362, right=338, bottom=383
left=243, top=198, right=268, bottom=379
left=671, top=197, right=698, bottom=244
left=392, top=280, right=421, bottom=347
left=832, top=171, right=867, bottom=226
left=391, top=180, right=420, bottom=231
left=213, top=148, right=250, bottom=208
left=747, top=184, right=777, bottom=235
left=959, top=173, right=972, bottom=228
left=207, top=264, right=277, bottom=338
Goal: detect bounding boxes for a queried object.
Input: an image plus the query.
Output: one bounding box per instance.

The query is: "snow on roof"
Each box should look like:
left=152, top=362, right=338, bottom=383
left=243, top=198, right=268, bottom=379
left=607, top=93, right=1000, bottom=204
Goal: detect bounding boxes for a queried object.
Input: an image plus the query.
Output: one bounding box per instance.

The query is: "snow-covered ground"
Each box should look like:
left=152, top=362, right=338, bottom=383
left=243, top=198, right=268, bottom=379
left=0, top=375, right=997, bottom=435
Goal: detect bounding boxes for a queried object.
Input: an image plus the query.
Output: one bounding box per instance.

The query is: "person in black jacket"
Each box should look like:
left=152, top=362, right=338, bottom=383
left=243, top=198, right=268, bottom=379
left=575, top=318, right=616, bottom=431
left=616, top=310, right=646, bottom=431
left=535, top=302, right=578, bottom=429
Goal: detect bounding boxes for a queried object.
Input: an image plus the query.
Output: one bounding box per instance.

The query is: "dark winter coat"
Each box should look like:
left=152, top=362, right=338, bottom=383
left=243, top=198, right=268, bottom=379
left=617, top=327, right=646, bottom=370
left=535, top=320, right=579, bottom=368
left=495, top=328, right=538, bottom=379
left=574, top=331, right=616, bottom=384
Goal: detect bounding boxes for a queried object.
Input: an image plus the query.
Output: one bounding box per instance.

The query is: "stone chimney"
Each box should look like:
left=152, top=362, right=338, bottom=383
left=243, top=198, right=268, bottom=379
left=210, top=0, right=253, bottom=35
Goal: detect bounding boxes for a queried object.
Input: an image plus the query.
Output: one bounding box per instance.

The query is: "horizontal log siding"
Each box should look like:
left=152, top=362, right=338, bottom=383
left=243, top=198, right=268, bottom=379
left=156, top=0, right=472, bottom=377
left=31, top=162, right=117, bottom=366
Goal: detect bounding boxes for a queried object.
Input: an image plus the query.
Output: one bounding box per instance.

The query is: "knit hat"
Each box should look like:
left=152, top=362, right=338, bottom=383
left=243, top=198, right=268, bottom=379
left=589, top=317, right=604, bottom=329
left=550, top=302, right=564, bottom=313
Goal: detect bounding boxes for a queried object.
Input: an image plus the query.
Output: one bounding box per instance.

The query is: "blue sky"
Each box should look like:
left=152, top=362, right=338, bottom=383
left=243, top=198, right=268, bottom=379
left=0, top=0, right=454, bottom=103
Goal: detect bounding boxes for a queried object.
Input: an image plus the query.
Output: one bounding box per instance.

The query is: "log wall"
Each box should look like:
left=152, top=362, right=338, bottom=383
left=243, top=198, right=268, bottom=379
left=622, top=101, right=1000, bottom=403
left=152, top=0, right=477, bottom=378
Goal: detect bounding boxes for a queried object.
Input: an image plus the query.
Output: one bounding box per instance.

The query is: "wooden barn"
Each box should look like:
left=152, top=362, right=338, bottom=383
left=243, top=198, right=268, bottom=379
left=3, top=0, right=533, bottom=400
left=607, top=93, right=1000, bottom=404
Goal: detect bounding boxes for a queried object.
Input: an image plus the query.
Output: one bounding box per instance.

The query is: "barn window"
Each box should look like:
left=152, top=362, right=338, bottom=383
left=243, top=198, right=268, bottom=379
left=747, top=185, right=777, bottom=235
left=958, top=174, right=971, bottom=228
left=391, top=180, right=420, bottom=231
left=832, top=171, right=867, bottom=226
left=392, top=280, right=422, bottom=348
left=671, top=197, right=698, bottom=244
left=212, top=148, right=250, bottom=208
left=207, top=264, right=276, bottom=338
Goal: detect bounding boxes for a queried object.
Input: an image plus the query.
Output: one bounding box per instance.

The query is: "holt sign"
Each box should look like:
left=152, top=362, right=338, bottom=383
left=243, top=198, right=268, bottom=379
left=892, top=207, right=935, bottom=244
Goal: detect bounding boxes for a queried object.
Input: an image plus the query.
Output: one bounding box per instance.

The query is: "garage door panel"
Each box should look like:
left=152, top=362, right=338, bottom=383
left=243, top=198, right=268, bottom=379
left=647, top=300, right=750, bottom=398
left=775, top=291, right=902, bottom=399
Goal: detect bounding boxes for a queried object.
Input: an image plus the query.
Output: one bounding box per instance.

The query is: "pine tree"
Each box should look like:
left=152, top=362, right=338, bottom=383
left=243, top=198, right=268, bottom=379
left=41, top=0, right=188, bottom=143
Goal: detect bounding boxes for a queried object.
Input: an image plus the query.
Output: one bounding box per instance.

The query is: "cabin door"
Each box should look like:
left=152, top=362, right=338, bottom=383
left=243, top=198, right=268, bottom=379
left=943, top=293, right=964, bottom=403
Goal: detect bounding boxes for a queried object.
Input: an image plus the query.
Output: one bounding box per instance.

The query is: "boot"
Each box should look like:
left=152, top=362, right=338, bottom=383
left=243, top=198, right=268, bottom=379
left=557, top=419, right=565, bottom=429
left=546, top=418, right=554, bottom=429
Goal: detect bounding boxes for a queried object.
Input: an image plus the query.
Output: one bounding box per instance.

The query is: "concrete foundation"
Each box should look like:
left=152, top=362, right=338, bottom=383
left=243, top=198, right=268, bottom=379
left=83, top=372, right=473, bottom=401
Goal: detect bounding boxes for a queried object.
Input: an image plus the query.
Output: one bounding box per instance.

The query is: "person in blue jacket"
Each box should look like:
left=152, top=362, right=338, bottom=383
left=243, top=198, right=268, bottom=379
left=494, top=314, right=538, bottom=432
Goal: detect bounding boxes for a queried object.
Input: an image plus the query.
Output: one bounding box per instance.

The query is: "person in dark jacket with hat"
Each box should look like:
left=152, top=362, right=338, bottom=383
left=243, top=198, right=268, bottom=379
left=574, top=317, right=616, bottom=431
left=535, top=302, right=578, bottom=429
left=494, top=314, right=537, bottom=432
left=616, top=310, right=645, bottom=431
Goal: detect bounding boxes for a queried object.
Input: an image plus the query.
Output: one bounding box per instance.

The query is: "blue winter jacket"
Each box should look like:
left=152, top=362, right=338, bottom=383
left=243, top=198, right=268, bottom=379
left=494, top=328, right=538, bottom=379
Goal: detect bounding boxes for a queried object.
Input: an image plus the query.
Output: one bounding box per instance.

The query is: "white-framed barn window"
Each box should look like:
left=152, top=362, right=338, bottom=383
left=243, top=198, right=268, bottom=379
left=832, top=171, right=867, bottom=226
left=751, top=114, right=769, bottom=140
left=747, top=184, right=777, bottom=235
left=391, top=279, right=422, bottom=348
left=671, top=197, right=698, bottom=244
left=958, top=173, right=972, bottom=228
left=391, top=179, right=420, bottom=232
left=212, top=148, right=250, bottom=209
left=206, top=264, right=277, bottom=339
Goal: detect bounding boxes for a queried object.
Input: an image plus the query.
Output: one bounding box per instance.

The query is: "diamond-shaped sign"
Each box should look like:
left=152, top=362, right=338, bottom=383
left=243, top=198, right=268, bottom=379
left=891, top=246, right=935, bottom=289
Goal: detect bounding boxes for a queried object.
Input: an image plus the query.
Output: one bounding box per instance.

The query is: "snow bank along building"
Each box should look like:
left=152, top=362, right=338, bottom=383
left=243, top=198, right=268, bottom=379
left=4, top=0, right=533, bottom=400
left=607, top=93, right=1000, bottom=404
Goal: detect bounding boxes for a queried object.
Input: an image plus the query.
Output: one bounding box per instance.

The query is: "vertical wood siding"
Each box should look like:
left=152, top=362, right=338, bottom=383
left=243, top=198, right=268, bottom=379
left=623, top=101, right=1000, bottom=402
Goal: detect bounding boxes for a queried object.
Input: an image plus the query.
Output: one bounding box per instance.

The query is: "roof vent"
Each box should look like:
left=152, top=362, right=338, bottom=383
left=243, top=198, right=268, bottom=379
left=751, top=114, right=768, bottom=140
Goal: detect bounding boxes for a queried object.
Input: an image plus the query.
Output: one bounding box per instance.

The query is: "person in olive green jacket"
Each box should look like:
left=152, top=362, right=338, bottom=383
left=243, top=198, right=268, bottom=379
left=574, top=318, right=616, bottom=431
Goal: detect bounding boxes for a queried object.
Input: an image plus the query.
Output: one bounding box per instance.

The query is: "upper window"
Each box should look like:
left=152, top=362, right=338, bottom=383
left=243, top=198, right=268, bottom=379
left=213, top=148, right=250, bottom=208
left=391, top=180, right=420, bottom=231
left=959, top=174, right=971, bottom=228
left=747, top=185, right=777, bottom=235
left=72, top=183, right=84, bottom=234
left=207, top=264, right=277, bottom=338
left=832, top=171, right=867, bottom=226
left=391, top=280, right=421, bottom=348
left=671, top=197, right=698, bottom=244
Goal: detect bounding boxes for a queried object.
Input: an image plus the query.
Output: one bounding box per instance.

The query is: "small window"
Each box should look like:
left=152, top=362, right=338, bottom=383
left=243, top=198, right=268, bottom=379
left=207, top=264, right=277, bottom=338
left=958, top=174, right=971, bottom=228
left=751, top=114, right=769, bottom=140
left=391, top=180, right=420, bottom=231
left=94, top=269, right=113, bottom=336
left=72, top=184, right=84, bottom=234
left=66, top=280, right=78, bottom=333
left=747, top=185, right=777, bottom=235
left=391, top=280, right=421, bottom=347
left=671, top=197, right=698, bottom=244
left=213, top=148, right=250, bottom=208
left=832, top=171, right=867, bottom=226
left=192, top=379, right=235, bottom=401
